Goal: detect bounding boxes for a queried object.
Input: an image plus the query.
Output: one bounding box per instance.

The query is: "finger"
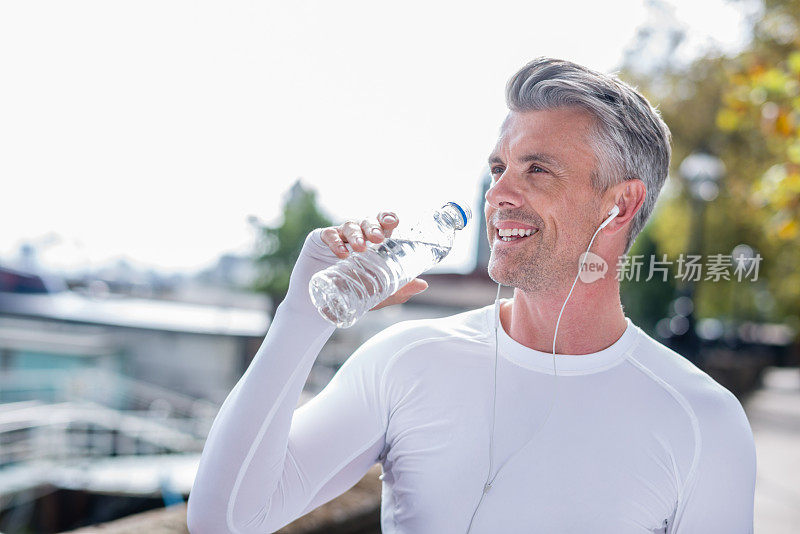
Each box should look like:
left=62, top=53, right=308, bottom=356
left=319, top=227, right=350, bottom=259
left=377, top=211, right=399, bottom=238
left=361, top=218, right=385, bottom=244
left=339, top=220, right=367, bottom=252
left=379, top=279, right=428, bottom=308
left=370, top=278, right=428, bottom=311
left=397, top=278, right=429, bottom=301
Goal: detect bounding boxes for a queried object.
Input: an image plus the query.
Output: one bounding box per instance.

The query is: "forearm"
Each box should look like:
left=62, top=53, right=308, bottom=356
left=187, top=298, right=336, bottom=533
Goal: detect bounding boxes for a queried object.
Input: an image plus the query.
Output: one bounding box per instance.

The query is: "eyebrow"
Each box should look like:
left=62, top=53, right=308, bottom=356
left=487, top=152, right=564, bottom=169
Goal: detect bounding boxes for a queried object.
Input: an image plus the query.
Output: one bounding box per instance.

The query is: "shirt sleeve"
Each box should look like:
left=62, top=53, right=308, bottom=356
left=669, top=387, right=757, bottom=533
left=186, top=229, right=392, bottom=534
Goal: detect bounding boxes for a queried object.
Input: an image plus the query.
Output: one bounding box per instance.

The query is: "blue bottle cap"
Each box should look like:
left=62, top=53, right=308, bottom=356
left=446, top=201, right=469, bottom=228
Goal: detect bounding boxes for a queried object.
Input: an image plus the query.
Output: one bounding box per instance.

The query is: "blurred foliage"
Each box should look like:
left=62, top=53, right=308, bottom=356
left=620, top=225, right=677, bottom=334
left=252, top=180, right=333, bottom=308
left=620, top=0, right=800, bottom=331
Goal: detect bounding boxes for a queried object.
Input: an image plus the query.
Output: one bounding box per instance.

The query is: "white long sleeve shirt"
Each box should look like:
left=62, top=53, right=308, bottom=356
left=187, top=229, right=757, bottom=534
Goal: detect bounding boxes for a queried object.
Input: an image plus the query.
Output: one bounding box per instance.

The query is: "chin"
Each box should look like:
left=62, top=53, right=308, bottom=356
left=487, top=259, right=517, bottom=287
left=488, top=256, right=543, bottom=293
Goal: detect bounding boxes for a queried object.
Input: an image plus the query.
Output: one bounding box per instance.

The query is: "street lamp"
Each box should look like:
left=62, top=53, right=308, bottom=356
left=679, top=151, right=725, bottom=277
left=672, top=152, right=725, bottom=366
left=679, top=152, right=725, bottom=202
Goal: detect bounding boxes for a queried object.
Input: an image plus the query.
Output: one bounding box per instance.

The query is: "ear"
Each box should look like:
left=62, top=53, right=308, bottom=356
left=603, top=179, right=646, bottom=235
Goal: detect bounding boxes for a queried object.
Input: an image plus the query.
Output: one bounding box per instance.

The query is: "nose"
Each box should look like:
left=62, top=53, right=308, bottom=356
left=485, top=172, right=524, bottom=209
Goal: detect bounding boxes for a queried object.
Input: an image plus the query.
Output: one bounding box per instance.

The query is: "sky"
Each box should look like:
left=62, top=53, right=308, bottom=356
left=0, top=0, right=755, bottom=276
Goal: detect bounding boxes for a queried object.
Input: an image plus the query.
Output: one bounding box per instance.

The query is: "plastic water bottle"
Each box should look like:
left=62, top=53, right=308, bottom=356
left=309, top=201, right=472, bottom=328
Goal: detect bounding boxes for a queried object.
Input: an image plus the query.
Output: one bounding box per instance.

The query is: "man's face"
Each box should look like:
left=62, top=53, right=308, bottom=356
left=485, top=107, right=604, bottom=293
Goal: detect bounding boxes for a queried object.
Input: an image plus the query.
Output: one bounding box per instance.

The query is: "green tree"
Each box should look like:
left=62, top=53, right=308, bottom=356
left=619, top=0, right=800, bottom=333
left=252, top=180, right=334, bottom=312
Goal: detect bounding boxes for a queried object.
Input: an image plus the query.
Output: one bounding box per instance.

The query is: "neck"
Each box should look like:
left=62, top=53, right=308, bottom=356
left=499, top=276, right=627, bottom=355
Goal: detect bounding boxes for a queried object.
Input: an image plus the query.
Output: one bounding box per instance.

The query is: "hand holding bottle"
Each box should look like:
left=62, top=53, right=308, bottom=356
left=317, top=211, right=428, bottom=310
left=309, top=202, right=471, bottom=328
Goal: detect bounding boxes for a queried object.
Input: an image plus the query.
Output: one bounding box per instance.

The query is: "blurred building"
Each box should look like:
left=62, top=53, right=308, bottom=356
left=0, top=266, right=268, bottom=403
left=0, top=265, right=271, bottom=531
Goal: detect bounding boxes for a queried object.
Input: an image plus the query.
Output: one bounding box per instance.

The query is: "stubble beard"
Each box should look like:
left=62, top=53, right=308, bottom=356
left=487, top=236, right=578, bottom=295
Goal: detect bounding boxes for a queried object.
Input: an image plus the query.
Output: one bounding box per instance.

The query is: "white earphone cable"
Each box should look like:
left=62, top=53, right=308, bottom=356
left=465, top=207, right=614, bottom=533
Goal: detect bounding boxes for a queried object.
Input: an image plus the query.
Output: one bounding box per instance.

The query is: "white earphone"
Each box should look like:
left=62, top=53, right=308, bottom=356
left=598, top=204, right=620, bottom=231
left=466, top=203, right=619, bottom=532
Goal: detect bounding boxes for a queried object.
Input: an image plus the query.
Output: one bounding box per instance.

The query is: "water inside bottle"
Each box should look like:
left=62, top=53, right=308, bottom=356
left=309, top=237, right=451, bottom=328
left=376, top=238, right=451, bottom=276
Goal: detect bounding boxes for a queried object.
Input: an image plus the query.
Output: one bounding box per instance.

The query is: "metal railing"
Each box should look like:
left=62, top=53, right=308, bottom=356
left=0, top=368, right=220, bottom=508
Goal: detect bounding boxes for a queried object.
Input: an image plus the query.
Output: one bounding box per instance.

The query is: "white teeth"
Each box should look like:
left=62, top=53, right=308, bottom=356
left=497, top=228, right=536, bottom=237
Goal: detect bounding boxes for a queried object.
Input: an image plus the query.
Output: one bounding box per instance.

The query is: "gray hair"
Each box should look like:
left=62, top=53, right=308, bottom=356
left=505, top=57, right=672, bottom=255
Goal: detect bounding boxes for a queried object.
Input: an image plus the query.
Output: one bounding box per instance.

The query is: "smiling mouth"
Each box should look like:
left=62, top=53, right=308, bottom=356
left=496, top=228, right=539, bottom=242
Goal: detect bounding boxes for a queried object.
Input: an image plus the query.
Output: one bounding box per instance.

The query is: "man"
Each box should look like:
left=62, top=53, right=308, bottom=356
left=188, top=58, right=756, bottom=533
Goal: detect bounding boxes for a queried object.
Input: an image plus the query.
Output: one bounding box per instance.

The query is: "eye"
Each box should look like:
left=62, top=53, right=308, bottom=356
left=530, top=165, right=547, bottom=174
left=490, top=165, right=505, bottom=177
